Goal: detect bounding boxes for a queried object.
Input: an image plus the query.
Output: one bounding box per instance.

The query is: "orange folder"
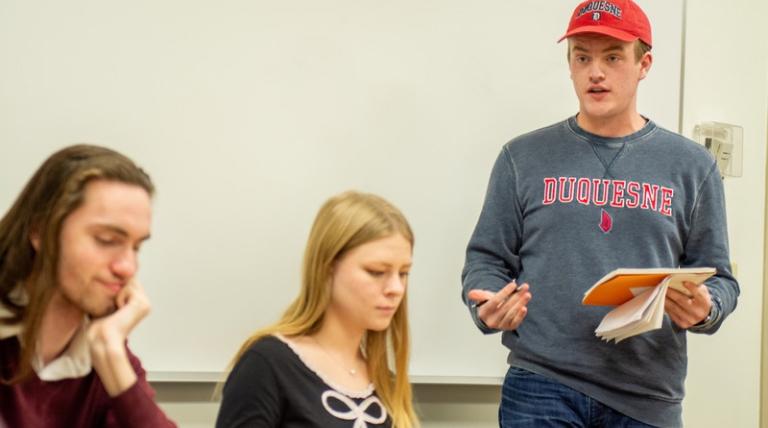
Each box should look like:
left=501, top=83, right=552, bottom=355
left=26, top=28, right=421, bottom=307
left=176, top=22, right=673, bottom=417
left=582, top=267, right=716, bottom=306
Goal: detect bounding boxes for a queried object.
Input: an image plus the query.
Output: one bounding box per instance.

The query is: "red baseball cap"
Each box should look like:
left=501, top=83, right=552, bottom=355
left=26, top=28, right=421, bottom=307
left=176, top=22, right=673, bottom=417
left=558, top=0, right=652, bottom=47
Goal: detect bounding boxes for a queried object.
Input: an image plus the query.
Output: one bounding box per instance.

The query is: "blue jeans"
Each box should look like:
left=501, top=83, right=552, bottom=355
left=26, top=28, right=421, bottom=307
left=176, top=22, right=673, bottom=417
left=499, top=367, right=658, bottom=428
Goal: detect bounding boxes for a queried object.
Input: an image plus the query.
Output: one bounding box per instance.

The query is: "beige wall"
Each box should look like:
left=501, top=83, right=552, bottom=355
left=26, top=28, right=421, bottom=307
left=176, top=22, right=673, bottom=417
left=154, top=1, right=768, bottom=426
left=680, top=0, right=768, bottom=427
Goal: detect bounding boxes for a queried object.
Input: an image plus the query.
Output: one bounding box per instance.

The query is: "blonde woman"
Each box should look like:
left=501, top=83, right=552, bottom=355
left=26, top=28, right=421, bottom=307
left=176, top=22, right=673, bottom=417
left=216, top=191, right=418, bottom=428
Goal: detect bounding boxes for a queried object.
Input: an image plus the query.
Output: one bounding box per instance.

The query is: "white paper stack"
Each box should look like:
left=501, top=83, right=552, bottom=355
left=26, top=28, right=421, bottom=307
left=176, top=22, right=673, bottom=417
left=595, top=278, right=671, bottom=343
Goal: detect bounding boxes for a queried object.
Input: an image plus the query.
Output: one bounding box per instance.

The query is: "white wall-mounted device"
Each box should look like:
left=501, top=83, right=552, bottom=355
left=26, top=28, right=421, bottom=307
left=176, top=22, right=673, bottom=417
left=693, top=122, right=743, bottom=178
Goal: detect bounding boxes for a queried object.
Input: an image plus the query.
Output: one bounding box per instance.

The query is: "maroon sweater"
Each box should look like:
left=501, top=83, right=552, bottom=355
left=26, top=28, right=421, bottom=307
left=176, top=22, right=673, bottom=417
left=0, top=336, right=176, bottom=428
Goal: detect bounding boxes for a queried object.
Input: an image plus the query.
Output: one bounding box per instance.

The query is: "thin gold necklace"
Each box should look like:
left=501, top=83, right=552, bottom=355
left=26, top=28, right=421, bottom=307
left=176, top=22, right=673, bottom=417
left=310, top=335, right=360, bottom=377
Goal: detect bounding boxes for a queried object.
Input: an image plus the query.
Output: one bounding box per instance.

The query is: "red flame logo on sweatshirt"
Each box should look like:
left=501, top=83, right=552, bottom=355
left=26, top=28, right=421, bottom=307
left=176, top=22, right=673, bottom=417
left=599, top=209, right=613, bottom=233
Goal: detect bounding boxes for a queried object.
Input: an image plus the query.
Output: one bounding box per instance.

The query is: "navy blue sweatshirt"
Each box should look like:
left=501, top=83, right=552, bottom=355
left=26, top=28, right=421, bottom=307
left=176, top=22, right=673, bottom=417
left=462, top=116, right=738, bottom=427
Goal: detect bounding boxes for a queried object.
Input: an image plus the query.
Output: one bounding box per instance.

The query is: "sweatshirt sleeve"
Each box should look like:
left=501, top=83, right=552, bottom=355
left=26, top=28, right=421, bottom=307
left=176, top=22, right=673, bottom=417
left=461, top=146, right=525, bottom=334
left=105, top=349, right=177, bottom=428
left=682, top=162, right=739, bottom=334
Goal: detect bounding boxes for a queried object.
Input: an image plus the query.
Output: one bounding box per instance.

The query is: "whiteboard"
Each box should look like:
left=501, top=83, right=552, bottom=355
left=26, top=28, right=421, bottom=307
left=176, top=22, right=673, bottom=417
left=0, top=0, right=682, bottom=381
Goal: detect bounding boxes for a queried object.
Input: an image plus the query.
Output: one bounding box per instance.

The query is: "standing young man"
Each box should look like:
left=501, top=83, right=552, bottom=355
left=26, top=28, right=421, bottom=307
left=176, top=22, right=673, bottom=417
left=461, top=1, right=738, bottom=426
left=0, top=145, right=176, bottom=427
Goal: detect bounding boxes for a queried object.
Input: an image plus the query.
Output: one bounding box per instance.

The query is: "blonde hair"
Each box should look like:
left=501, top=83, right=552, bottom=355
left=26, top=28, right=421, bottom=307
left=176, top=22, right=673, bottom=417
left=224, top=191, right=418, bottom=427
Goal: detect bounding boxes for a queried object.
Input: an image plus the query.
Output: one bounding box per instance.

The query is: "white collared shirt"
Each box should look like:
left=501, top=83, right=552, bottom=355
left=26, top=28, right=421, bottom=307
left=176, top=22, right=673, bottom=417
left=0, top=288, right=93, bottom=381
